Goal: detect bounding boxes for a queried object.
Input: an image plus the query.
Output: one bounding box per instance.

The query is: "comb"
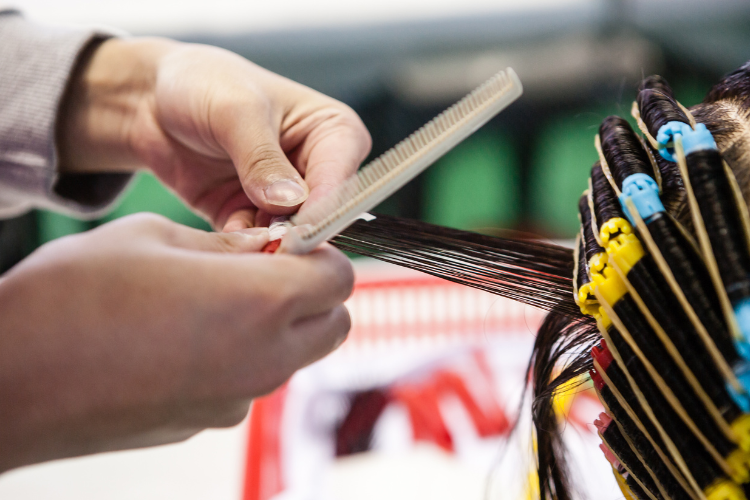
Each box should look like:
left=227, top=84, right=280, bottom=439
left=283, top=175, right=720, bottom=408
left=278, top=67, right=523, bottom=254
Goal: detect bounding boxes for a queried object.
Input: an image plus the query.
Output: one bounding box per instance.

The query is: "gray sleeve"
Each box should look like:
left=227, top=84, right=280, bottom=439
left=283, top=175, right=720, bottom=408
left=0, top=10, right=133, bottom=220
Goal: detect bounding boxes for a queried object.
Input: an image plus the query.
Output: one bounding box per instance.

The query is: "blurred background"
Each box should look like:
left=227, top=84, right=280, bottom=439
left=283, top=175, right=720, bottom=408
left=1, top=1, right=750, bottom=499
left=2, top=0, right=750, bottom=272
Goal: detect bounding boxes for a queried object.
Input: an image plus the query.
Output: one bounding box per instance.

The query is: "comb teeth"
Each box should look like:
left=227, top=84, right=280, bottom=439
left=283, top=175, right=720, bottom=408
left=287, top=67, right=523, bottom=254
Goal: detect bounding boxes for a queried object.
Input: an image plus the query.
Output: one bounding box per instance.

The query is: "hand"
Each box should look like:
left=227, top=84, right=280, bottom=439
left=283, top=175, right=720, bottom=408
left=0, top=214, right=353, bottom=472
left=57, top=38, right=372, bottom=230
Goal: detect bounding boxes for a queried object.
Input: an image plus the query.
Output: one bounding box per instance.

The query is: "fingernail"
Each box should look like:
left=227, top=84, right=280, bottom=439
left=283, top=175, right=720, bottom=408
left=264, top=179, right=307, bottom=206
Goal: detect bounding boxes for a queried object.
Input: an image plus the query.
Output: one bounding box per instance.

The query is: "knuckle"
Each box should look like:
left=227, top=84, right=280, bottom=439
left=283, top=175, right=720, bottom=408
left=332, top=106, right=372, bottom=155
left=252, top=365, right=291, bottom=397
left=240, top=143, right=288, bottom=182
left=211, top=401, right=251, bottom=428
left=301, top=306, right=351, bottom=361
left=325, top=249, right=355, bottom=300
left=132, top=212, right=170, bottom=225
left=266, top=256, right=306, bottom=296
left=130, top=212, right=171, bottom=230
left=255, top=280, right=297, bottom=325
left=213, top=85, right=270, bottom=119
left=331, top=305, right=352, bottom=341
left=108, top=213, right=173, bottom=240
left=274, top=283, right=301, bottom=317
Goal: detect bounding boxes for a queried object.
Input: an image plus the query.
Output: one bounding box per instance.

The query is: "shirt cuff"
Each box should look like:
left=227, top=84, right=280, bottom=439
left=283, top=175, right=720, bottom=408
left=0, top=11, right=133, bottom=219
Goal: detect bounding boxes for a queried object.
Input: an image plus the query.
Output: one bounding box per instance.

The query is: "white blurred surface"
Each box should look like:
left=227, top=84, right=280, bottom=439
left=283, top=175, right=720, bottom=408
left=0, top=423, right=247, bottom=500
left=10, top=0, right=592, bottom=34
left=323, top=445, right=487, bottom=500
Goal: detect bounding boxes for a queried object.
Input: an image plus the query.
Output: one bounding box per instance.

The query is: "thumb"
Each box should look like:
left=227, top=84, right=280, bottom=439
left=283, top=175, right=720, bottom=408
left=235, top=130, right=310, bottom=215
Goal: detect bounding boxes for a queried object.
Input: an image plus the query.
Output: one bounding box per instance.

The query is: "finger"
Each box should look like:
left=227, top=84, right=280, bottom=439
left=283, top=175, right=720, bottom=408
left=203, top=186, right=257, bottom=231
left=283, top=305, right=351, bottom=370
left=253, top=210, right=274, bottom=229
left=266, top=244, right=354, bottom=318
left=291, top=110, right=371, bottom=218
left=215, top=103, right=310, bottom=215
left=222, top=209, right=256, bottom=232
left=165, top=223, right=269, bottom=253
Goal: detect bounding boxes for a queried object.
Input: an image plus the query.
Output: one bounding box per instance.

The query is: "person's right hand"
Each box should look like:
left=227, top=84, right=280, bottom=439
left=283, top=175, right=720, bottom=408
left=0, top=213, right=353, bottom=473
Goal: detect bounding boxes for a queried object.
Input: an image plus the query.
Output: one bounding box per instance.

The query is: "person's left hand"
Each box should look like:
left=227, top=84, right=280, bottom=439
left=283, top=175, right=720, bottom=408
left=57, top=38, right=372, bottom=231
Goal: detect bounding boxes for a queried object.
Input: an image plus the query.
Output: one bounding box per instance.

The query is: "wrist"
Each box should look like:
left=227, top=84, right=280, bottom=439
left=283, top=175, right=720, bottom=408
left=57, top=37, right=179, bottom=174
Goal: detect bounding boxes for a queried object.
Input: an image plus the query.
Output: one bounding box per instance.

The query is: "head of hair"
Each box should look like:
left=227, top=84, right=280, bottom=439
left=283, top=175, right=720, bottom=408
left=527, top=313, right=600, bottom=500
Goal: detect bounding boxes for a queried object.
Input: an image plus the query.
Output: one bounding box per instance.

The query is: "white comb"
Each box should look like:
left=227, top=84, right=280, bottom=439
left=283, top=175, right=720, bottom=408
left=280, top=67, right=523, bottom=254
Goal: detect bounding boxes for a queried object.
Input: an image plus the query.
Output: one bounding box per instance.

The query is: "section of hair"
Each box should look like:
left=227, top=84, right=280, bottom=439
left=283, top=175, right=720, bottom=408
left=333, top=214, right=578, bottom=314
left=527, top=313, right=601, bottom=500
left=625, top=252, right=742, bottom=425
left=635, top=76, right=691, bottom=220
left=593, top=365, right=693, bottom=500
left=597, top=412, right=664, bottom=500
left=645, top=140, right=690, bottom=225
left=591, top=162, right=626, bottom=228
left=687, top=149, right=750, bottom=304
left=645, top=212, right=738, bottom=366
left=575, top=235, right=590, bottom=292
left=599, top=116, right=653, bottom=189
left=579, top=192, right=604, bottom=263
left=637, top=76, right=691, bottom=139
left=606, top=324, right=728, bottom=491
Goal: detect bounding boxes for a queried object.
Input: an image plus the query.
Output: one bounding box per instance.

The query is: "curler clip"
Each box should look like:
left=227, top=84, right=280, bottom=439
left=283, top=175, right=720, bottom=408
left=577, top=282, right=600, bottom=316
left=589, top=252, right=609, bottom=277
left=606, top=233, right=646, bottom=277
left=592, top=341, right=615, bottom=371
left=591, top=260, right=629, bottom=307
left=734, top=298, right=750, bottom=346
left=731, top=412, right=750, bottom=452
left=681, top=123, right=718, bottom=155
left=657, top=121, right=718, bottom=161
left=619, top=173, right=665, bottom=225
left=590, top=368, right=606, bottom=391
left=599, top=217, right=632, bottom=247
left=728, top=337, right=750, bottom=412
left=704, top=478, right=746, bottom=500
left=725, top=447, right=750, bottom=484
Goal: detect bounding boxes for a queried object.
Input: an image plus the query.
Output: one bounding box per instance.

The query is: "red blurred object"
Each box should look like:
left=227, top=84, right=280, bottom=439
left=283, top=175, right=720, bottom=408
left=393, top=382, right=455, bottom=452
left=261, top=239, right=281, bottom=253
left=433, top=370, right=510, bottom=437
left=244, top=385, right=288, bottom=500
